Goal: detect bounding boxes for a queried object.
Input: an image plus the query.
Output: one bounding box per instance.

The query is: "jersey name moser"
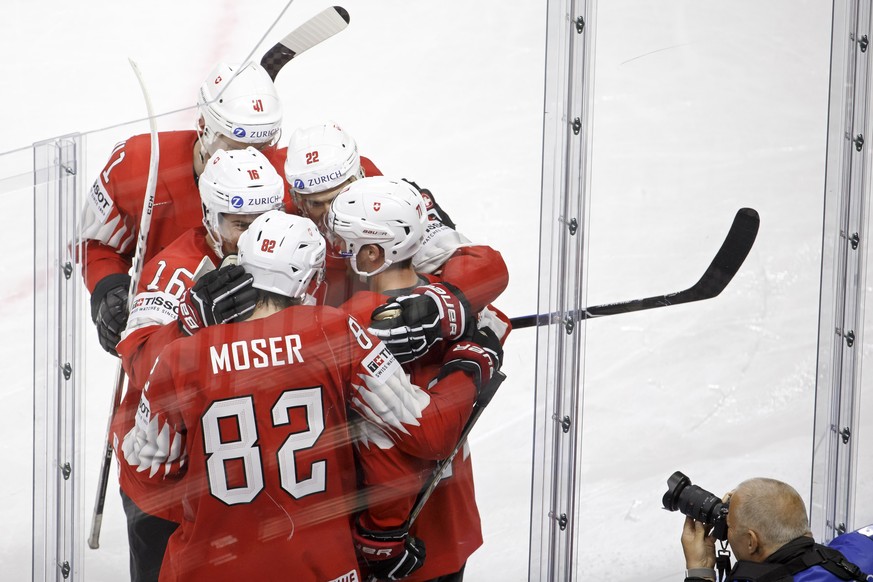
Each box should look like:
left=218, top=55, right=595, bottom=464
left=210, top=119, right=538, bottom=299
left=210, top=334, right=304, bottom=374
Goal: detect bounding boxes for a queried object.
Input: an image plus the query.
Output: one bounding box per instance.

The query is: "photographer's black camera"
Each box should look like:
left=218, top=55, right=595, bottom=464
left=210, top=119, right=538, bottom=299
left=662, top=471, right=729, bottom=541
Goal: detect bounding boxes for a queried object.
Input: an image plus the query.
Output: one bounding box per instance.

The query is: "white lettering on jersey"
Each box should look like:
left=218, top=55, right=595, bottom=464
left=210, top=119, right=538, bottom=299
left=210, top=334, right=304, bottom=374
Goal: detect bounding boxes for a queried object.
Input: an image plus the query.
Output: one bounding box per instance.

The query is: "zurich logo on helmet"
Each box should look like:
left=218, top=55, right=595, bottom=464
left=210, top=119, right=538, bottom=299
left=294, top=179, right=305, bottom=190
left=230, top=196, right=245, bottom=209
left=233, top=127, right=247, bottom=138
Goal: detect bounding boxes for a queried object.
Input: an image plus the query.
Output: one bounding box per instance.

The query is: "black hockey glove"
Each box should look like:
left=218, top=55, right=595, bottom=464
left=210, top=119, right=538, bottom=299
left=369, top=282, right=473, bottom=364
left=90, top=273, right=131, bottom=357
left=438, top=326, right=504, bottom=401
left=353, top=519, right=426, bottom=581
left=177, top=265, right=257, bottom=336
left=401, top=179, right=456, bottom=229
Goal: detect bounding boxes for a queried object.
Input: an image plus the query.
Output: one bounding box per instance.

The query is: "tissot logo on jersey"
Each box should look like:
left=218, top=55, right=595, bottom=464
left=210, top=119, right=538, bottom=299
left=88, top=182, right=114, bottom=223
left=126, top=291, right=179, bottom=331
left=132, top=295, right=177, bottom=311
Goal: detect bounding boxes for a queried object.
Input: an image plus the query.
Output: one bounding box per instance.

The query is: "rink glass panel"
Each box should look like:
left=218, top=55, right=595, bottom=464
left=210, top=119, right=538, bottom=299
left=543, top=0, right=841, bottom=579
left=11, top=1, right=872, bottom=581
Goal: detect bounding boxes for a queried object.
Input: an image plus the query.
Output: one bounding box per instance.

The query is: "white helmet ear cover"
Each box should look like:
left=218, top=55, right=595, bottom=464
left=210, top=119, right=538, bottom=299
left=324, top=176, right=428, bottom=277
left=197, top=62, right=283, bottom=155
left=284, top=122, right=361, bottom=194
left=237, top=210, right=327, bottom=299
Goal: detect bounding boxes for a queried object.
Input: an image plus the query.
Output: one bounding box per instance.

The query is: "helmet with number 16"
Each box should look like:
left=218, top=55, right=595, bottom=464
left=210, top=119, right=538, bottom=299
left=199, top=147, right=285, bottom=258
left=237, top=210, right=326, bottom=299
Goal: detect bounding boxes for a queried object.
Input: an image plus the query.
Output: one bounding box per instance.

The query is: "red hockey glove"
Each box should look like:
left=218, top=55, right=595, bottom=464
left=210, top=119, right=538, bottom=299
left=369, top=282, right=472, bottom=364
left=438, top=326, right=504, bottom=398
left=353, top=519, right=426, bottom=581
left=177, top=265, right=257, bottom=336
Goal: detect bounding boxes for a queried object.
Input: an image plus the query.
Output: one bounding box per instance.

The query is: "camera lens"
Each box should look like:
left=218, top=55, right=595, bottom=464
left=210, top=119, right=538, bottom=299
left=662, top=471, right=729, bottom=540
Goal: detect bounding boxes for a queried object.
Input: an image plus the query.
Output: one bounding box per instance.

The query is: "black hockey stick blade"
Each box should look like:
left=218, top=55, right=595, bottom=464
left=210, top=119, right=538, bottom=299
left=511, top=207, right=760, bottom=329
left=260, top=6, right=350, bottom=80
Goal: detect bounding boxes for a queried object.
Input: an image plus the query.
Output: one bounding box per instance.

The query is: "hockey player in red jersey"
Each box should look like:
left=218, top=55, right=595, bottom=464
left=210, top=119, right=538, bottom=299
left=283, top=122, right=509, bottom=317
left=113, top=147, right=284, bottom=581
left=324, top=177, right=510, bottom=581
left=123, top=211, right=429, bottom=582
left=80, top=61, right=291, bottom=356
left=283, top=121, right=384, bottom=306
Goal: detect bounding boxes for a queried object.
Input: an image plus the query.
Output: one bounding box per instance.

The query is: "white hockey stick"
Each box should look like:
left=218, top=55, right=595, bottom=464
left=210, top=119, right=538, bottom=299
left=88, top=59, right=159, bottom=550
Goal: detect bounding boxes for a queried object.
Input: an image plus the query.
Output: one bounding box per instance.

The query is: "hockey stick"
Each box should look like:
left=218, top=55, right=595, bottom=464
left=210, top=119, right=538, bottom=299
left=260, top=6, right=350, bottom=80
left=87, top=7, right=351, bottom=546
left=402, top=208, right=758, bottom=528
left=405, top=371, right=506, bottom=527
left=88, top=59, right=160, bottom=550
left=510, top=207, right=760, bottom=329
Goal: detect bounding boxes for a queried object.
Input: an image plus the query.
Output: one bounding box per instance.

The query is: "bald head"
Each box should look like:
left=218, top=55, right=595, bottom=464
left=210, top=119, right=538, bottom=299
left=729, top=478, right=811, bottom=559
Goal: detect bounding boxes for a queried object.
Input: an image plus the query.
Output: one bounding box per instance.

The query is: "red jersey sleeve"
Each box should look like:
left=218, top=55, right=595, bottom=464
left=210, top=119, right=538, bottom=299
left=437, top=244, right=509, bottom=312
left=116, top=230, right=216, bottom=388
left=340, top=293, right=477, bottom=460
left=361, top=156, right=382, bottom=178
left=78, top=131, right=205, bottom=292
left=121, top=351, right=188, bottom=482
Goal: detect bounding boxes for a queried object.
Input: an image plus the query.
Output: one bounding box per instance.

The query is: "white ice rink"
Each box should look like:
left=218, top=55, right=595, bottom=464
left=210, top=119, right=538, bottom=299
left=0, top=0, right=844, bottom=579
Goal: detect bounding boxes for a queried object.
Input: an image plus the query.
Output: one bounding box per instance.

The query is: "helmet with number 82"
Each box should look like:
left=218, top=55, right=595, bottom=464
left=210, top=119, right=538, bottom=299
left=325, top=176, right=428, bottom=277
left=237, top=210, right=327, bottom=299
left=197, top=62, right=282, bottom=158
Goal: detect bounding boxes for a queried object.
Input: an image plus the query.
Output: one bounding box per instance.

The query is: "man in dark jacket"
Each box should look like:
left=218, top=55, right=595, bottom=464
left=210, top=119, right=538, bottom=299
left=680, top=478, right=872, bottom=581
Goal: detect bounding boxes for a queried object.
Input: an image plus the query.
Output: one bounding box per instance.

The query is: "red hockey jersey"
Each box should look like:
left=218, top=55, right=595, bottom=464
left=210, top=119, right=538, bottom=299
left=78, top=130, right=292, bottom=293
left=341, top=289, right=487, bottom=581
left=122, top=306, right=431, bottom=582
left=113, top=227, right=218, bottom=519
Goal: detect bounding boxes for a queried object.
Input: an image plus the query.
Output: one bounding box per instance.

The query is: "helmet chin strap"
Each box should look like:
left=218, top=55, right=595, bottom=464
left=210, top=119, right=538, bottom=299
left=202, top=216, right=226, bottom=259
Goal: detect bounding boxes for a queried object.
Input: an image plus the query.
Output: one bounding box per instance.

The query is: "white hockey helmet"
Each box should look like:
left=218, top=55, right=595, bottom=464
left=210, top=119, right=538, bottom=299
left=284, top=122, right=362, bottom=196
left=325, top=176, right=428, bottom=277
left=199, top=147, right=285, bottom=257
left=237, top=210, right=326, bottom=299
left=197, top=62, right=282, bottom=157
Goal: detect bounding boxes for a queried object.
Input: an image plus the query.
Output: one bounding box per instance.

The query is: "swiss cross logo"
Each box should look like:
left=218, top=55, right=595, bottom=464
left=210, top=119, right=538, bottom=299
left=252, top=99, right=264, bottom=112
left=373, top=202, right=381, bottom=211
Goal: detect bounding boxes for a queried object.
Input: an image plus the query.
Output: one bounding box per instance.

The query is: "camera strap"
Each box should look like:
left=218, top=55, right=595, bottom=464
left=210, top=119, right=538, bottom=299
left=716, top=542, right=732, bottom=582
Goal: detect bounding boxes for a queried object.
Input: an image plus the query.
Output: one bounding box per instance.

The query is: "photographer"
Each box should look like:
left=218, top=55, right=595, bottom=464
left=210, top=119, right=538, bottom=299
left=677, top=477, right=873, bottom=581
